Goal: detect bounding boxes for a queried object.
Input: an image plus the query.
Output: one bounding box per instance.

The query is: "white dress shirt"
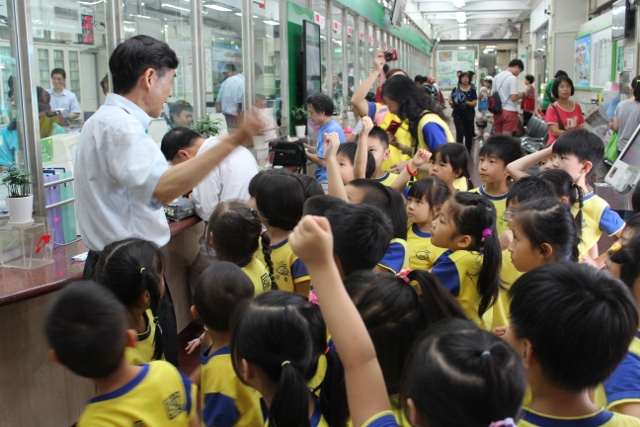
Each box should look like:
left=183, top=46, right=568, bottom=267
left=47, top=88, right=81, bottom=114
left=75, top=93, right=170, bottom=251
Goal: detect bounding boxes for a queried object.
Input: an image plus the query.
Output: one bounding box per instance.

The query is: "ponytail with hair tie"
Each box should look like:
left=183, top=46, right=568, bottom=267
left=489, top=418, right=516, bottom=427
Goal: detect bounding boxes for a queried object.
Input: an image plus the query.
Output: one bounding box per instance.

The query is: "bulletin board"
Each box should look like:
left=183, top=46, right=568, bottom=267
left=435, top=49, right=476, bottom=87
left=591, top=27, right=613, bottom=88
left=574, top=25, right=617, bottom=91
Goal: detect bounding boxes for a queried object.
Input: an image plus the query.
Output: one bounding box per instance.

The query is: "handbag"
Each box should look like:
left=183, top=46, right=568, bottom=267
left=271, top=139, right=307, bottom=174
left=605, top=131, right=619, bottom=164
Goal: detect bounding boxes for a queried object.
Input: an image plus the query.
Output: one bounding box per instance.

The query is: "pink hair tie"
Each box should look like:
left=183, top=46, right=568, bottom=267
left=481, top=228, right=493, bottom=242
left=308, top=291, right=319, bottom=306
left=396, top=269, right=412, bottom=284
left=489, top=418, right=516, bottom=427
left=259, top=230, right=264, bottom=237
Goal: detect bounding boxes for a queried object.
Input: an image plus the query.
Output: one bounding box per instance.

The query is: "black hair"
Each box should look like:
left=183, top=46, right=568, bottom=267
left=194, top=262, right=254, bottom=332
left=249, top=169, right=306, bottom=231
left=505, top=176, right=555, bottom=207
left=296, top=174, right=325, bottom=198
left=539, top=168, right=584, bottom=236
left=302, top=195, right=346, bottom=216
left=457, top=72, right=471, bottom=85
left=346, top=179, right=408, bottom=240
left=447, top=192, right=501, bottom=317
left=407, top=177, right=451, bottom=213
left=207, top=201, right=275, bottom=290
left=337, top=142, right=376, bottom=179
left=509, top=262, right=638, bottom=392
left=634, top=185, right=640, bottom=213
left=525, top=75, right=535, bottom=84
left=382, top=64, right=390, bottom=74
left=630, top=75, right=640, bottom=102
left=99, top=73, right=109, bottom=95
left=109, top=35, right=179, bottom=95
left=306, top=93, right=334, bottom=116
left=512, top=198, right=580, bottom=263
left=554, top=70, right=568, bottom=79
left=44, top=281, right=128, bottom=379
left=508, top=59, right=524, bottom=70
left=552, top=75, right=575, bottom=98
left=171, top=100, right=193, bottom=120
left=610, top=234, right=640, bottom=290
left=479, top=135, right=525, bottom=167
left=380, top=75, right=446, bottom=151
left=625, top=213, right=640, bottom=233
left=345, top=270, right=466, bottom=390
left=160, top=127, right=202, bottom=161
left=51, top=68, right=66, bottom=79
left=415, top=74, right=425, bottom=84
left=230, top=291, right=348, bottom=427
left=401, top=319, right=526, bottom=427
left=95, top=238, right=165, bottom=361
left=551, top=129, right=604, bottom=179
left=325, top=203, right=393, bottom=276
left=367, top=126, right=390, bottom=148
left=432, top=143, right=473, bottom=188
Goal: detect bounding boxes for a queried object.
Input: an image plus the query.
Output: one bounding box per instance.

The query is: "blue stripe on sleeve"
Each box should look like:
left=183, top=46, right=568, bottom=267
left=431, top=254, right=461, bottom=296
left=380, top=241, right=406, bottom=274
left=599, top=206, right=625, bottom=236
left=291, top=258, right=309, bottom=281
left=421, top=122, right=448, bottom=152
left=367, top=102, right=377, bottom=120
left=203, top=392, right=240, bottom=427
left=179, top=371, right=194, bottom=417
left=604, top=352, right=640, bottom=405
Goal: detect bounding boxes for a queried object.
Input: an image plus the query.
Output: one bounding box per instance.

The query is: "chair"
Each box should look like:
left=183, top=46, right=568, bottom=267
left=520, top=116, right=548, bottom=153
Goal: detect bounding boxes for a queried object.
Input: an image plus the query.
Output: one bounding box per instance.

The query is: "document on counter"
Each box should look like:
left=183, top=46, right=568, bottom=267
left=70, top=251, right=88, bottom=262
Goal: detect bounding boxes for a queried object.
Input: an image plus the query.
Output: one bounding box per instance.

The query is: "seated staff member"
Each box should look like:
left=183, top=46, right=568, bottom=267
left=351, top=51, right=411, bottom=171
left=75, top=35, right=262, bottom=366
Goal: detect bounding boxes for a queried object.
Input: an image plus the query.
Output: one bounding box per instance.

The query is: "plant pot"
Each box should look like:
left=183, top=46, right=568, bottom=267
left=252, top=135, right=266, bottom=150
left=6, top=195, right=33, bottom=224
left=295, top=125, right=306, bottom=138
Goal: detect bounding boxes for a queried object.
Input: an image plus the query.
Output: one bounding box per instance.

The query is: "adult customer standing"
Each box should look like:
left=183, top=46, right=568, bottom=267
left=610, top=75, right=640, bottom=154
left=75, top=35, right=261, bottom=366
left=215, top=63, right=263, bottom=129
left=492, top=59, right=526, bottom=136
left=47, top=68, right=81, bottom=121
left=449, top=71, right=477, bottom=152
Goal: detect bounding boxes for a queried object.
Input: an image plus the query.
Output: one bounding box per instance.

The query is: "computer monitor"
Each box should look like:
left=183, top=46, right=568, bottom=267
left=605, top=121, right=640, bottom=192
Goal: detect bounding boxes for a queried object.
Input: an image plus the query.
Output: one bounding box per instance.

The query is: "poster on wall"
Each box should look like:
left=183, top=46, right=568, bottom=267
left=590, top=27, right=612, bottom=88
left=436, top=49, right=475, bottom=87
left=574, top=34, right=591, bottom=88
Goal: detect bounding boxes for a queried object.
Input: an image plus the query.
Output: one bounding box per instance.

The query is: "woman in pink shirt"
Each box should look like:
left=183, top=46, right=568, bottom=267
left=545, top=76, right=584, bottom=145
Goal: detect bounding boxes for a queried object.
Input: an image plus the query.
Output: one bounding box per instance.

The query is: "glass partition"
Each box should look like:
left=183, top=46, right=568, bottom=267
left=357, top=18, right=366, bottom=86
left=331, top=3, right=343, bottom=111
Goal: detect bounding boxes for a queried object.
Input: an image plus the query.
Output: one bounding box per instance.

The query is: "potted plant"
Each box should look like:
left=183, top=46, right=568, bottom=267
left=1, top=164, right=34, bottom=225
left=291, top=106, right=308, bottom=138
left=194, top=116, right=224, bottom=138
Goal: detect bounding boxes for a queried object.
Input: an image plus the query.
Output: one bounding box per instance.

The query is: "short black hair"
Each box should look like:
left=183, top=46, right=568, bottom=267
left=610, top=234, right=640, bottom=290
left=479, top=135, right=524, bottom=167
left=296, top=174, right=325, bottom=199
left=458, top=72, right=471, bottom=85
left=509, top=262, right=638, bottom=392
left=506, top=176, right=555, bottom=207
left=51, top=68, right=66, bottom=79
left=554, top=70, right=568, bottom=78
left=306, top=93, right=334, bottom=116
left=633, top=185, right=640, bottom=213
left=508, top=59, right=524, bottom=70
left=525, top=75, right=534, bottom=84
left=171, top=100, right=193, bottom=119
left=325, top=203, right=392, bottom=276
left=250, top=169, right=306, bottom=231
left=407, top=177, right=451, bottom=211
left=161, top=127, right=202, bottom=161
left=303, top=195, right=345, bottom=216
left=195, top=262, right=254, bottom=332
left=109, top=35, right=179, bottom=95
left=347, top=179, right=408, bottom=240
left=44, top=281, right=128, bottom=378
left=337, top=143, right=375, bottom=179
left=367, top=126, right=390, bottom=148
left=551, top=129, right=604, bottom=177
left=552, top=75, right=575, bottom=98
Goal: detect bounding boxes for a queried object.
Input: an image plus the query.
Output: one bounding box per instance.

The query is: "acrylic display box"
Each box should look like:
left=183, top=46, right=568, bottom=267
left=0, top=217, right=54, bottom=269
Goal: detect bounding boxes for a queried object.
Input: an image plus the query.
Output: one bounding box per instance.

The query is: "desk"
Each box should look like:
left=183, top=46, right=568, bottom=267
left=0, top=216, right=203, bottom=426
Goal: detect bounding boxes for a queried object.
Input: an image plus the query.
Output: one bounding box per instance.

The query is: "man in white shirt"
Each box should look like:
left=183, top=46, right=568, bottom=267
left=491, top=59, right=526, bottom=135
left=48, top=68, right=81, bottom=120
left=215, top=63, right=263, bottom=129
left=160, top=127, right=259, bottom=291
left=75, top=35, right=261, bottom=365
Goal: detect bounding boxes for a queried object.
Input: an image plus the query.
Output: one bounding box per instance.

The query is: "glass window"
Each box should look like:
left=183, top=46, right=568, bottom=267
left=358, top=19, right=366, bottom=86
left=331, top=3, right=343, bottom=111
left=312, top=0, right=327, bottom=95
left=346, top=14, right=355, bottom=98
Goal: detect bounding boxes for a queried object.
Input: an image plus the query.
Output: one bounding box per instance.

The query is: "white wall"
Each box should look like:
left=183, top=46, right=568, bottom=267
left=530, top=0, right=552, bottom=32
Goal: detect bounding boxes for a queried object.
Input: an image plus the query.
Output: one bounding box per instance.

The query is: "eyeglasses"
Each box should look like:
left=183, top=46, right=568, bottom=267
left=501, top=210, right=515, bottom=222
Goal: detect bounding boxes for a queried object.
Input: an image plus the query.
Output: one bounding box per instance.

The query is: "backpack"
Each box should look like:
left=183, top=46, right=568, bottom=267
left=488, top=75, right=512, bottom=115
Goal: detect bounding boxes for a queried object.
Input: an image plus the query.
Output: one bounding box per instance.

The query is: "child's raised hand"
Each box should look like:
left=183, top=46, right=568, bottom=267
left=499, top=229, right=514, bottom=251
left=360, top=116, right=374, bottom=136
left=290, top=215, right=334, bottom=269
left=324, top=132, right=340, bottom=158
left=411, top=149, right=432, bottom=168
left=493, top=325, right=508, bottom=337
left=185, top=337, right=201, bottom=355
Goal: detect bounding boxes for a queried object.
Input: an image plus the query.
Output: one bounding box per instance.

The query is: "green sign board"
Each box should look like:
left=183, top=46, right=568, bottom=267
left=617, top=45, right=625, bottom=72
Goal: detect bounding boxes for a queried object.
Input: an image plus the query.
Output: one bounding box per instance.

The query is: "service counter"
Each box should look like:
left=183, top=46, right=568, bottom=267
left=0, top=216, right=204, bottom=426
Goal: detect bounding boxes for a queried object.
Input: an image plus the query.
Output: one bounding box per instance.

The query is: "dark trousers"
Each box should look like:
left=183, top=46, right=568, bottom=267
left=523, top=111, right=533, bottom=127
left=83, top=250, right=179, bottom=367
left=454, top=117, right=475, bottom=152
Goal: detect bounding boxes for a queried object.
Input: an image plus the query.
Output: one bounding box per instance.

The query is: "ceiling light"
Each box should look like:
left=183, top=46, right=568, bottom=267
left=485, top=45, right=497, bottom=49
left=459, top=28, right=467, bottom=40
left=452, top=0, right=465, bottom=8
left=204, top=4, right=232, bottom=12
left=162, top=4, right=189, bottom=12
left=263, top=20, right=280, bottom=25
left=458, top=46, right=466, bottom=49
left=456, top=12, right=466, bottom=23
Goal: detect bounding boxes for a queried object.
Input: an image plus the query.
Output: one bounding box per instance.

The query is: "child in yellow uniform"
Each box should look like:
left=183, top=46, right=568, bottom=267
left=504, top=263, right=640, bottom=427
left=469, top=135, right=524, bottom=236
left=44, top=281, right=198, bottom=427
left=429, top=143, right=472, bottom=195
left=95, top=238, right=166, bottom=364
left=206, top=201, right=275, bottom=295
left=231, top=291, right=348, bottom=427
left=289, top=215, right=526, bottom=427
left=430, top=192, right=501, bottom=329
left=191, top=262, right=263, bottom=427
left=353, top=117, right=399, bottom=187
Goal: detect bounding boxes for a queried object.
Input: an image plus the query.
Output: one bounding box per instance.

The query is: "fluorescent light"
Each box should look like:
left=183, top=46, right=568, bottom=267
left=456, top=12, right=466, bottom=23
left=458, top=46, right=466, bottom=49
left=263, top=20, right=280, bottom=25
left=459, top=28, right=467, bottom=40
left=162, top=3, right=189, bottom=12
left=485, top=45, right=497, bottom=49
left=204, top=4, right=232, bottom=11
left=78, top=0, right=105, bottom=5
left=452, top=0, right=465, bottom=7
left=234, top=13, right=258, bottom=18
